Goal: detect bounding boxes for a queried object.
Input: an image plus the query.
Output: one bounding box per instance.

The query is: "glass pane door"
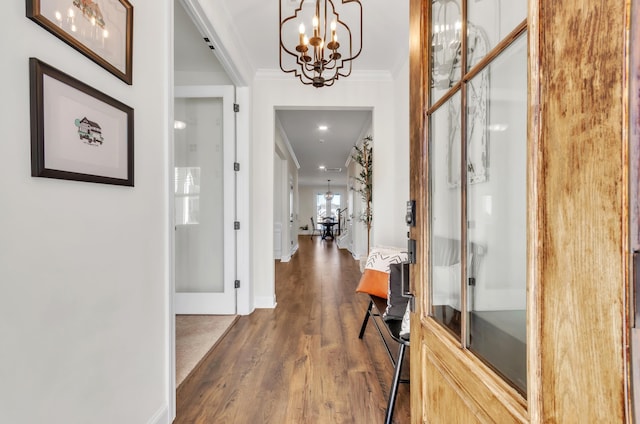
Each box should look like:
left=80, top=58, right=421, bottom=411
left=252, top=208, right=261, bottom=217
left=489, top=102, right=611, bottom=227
left=174, top=86, right=236, bottom=315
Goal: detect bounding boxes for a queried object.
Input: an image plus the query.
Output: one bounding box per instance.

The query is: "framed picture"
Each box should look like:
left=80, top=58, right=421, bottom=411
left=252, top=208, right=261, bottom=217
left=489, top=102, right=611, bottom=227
left=26, top=0, right=133, bottom=84
left=29, top=58, right=134, bottom=186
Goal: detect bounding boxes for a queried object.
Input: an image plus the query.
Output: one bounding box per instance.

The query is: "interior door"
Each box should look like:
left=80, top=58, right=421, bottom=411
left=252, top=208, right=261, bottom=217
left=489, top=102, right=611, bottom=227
left=174, top=85, right=236, bottom=315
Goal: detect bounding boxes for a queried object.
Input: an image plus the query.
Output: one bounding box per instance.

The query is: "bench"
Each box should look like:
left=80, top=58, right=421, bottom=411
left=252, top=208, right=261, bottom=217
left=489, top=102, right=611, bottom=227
left=358, top=294, right=409, bottom=424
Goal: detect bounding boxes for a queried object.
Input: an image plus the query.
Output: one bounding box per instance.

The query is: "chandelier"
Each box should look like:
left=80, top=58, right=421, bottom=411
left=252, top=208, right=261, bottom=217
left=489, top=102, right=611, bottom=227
left=279, top=0, right=363, bottom=88
left=324, top=179, right=334, bottom=200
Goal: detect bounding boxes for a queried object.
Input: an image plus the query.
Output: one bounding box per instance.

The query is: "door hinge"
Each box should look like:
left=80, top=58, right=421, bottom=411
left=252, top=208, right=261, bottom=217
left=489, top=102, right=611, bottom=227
left=233, top=103, right=240, bottom=113
left=234, top=221, right=240, bottom=230
left=234, top=280, right=240, bottom=289
left=234, top=162, right=240, bottom=172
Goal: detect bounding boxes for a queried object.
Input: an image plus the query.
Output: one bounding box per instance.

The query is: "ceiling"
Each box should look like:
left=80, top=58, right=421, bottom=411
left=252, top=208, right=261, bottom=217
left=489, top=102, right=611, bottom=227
left=221, top=0, right=410, bottom=74
left=276, top=109, right=372, bottom=186
left=175, top=0, right=409, bottom=186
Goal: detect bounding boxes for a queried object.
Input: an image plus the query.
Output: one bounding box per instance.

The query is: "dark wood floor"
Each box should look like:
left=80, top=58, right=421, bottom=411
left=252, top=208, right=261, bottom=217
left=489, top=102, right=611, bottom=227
left=175, top=235, right=410, bottom=423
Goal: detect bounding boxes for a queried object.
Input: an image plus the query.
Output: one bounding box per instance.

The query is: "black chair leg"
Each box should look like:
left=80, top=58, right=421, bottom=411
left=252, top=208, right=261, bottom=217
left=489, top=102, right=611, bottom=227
left=385, top=343, right=406, bottom=424
left=358, top=300, right=373, bottom=339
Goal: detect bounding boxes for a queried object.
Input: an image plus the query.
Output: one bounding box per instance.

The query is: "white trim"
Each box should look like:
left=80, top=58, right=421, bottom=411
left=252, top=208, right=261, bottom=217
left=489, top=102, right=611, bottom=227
left=179, top=0, right=252, bottom=86
left=235, top=87, right=253, bottom=315
left=166, top=0, right=176, bottom=420
left=254, top=295, right=278, bottom=309
left=175, top=293, right=237, bottom=314
left=147, top=404, right=170, bottom=424
left=275, top=116, right=301, bottom=170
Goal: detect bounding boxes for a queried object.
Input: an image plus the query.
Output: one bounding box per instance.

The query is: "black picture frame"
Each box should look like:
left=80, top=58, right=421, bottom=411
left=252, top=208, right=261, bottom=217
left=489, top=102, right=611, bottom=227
left=29, top=58, right=134, bottom=186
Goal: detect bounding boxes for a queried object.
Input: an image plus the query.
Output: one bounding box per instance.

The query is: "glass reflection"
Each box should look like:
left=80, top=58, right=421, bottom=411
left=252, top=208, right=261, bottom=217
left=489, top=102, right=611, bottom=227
left=466, top=33, right=527, bottom=395
left=430, top=92, right=462, bottom=339
left=467, top=0, right=527, bottom=70
left=431, top=0, right=462, bottom=103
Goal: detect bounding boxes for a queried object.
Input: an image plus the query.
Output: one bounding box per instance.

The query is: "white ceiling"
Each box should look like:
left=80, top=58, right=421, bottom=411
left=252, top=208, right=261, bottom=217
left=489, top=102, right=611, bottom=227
left=276, top=109, right=372, bottom=186
left=221, top=0, right=410, bottom=74
left=174, top=0, right=409, bottom=186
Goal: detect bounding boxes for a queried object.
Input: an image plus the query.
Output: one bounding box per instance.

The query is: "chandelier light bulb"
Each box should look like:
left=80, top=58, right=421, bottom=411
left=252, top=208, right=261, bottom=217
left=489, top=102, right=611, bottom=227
left=313, top=15, right=319, bottom=28
left=331, top=20, right=337, bottom=31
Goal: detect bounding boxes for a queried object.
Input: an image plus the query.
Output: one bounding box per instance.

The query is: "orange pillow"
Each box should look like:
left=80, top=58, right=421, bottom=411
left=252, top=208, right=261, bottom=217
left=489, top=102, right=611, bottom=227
left=356, top=269, right=389, bottom=299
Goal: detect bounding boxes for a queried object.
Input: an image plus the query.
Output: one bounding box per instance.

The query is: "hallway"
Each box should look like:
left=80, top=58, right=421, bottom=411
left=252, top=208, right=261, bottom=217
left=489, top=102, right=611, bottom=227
left=175, top=236, right=410, bottom=423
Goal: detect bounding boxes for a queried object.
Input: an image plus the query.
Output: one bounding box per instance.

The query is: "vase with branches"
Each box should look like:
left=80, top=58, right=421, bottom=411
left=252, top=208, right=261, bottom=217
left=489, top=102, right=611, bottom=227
left=351, top=135, right=373, bottom=254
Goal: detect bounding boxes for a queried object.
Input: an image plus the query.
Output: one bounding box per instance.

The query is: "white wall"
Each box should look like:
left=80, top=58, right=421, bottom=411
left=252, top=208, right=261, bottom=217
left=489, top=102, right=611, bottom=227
left=390, top=56, right=411, bottom=247
left=251, top=74, right=409, bottom=307
left=347, top=157, right=369, bottom=259
left=273, top=153, right=283, bottom=259
left=274, top=120, right=300, bottom=261
left=0, top=1, right=171, bottom=423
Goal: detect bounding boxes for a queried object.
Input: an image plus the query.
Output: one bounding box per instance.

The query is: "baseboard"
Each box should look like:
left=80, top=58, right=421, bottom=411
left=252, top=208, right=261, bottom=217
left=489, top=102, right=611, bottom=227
left=280, top=243, right=299, bottom=263
left=255, top=295, right=277, bottom=309
left=147, top=404, right=169, bottom=424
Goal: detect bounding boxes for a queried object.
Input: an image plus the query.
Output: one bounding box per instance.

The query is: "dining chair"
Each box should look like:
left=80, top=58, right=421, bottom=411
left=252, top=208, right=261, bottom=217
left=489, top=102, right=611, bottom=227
left=310, top=217, right=321, bottom=239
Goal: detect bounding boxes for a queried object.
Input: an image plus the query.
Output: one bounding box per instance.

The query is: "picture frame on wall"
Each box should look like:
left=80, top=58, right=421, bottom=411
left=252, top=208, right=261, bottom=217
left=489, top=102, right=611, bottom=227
left=26, top=0, right=133, bottom=84
left=29, top=58, right=134, bottom=186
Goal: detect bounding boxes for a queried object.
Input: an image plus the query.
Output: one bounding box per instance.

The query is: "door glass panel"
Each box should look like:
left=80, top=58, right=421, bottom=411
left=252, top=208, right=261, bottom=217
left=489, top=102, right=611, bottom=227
left=431, top=0, right=462, bottom=104
left=430, top=91, right=462, bottom=339
left=467, top=0, right=526, bottom=71
left=174, top=97, right=224, bottom=293
left=466, top=33, right=527, bottom=394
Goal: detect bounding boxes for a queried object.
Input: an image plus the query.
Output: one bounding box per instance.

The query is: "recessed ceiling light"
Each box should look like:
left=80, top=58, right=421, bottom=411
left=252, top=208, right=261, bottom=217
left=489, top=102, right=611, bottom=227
left=319, top=165, right=326, bottom=170
left=319, top=139, right=325, bottom=143
left=318, top=125, right=328, bottom=131
left=174, top=120, right=187, bottom=130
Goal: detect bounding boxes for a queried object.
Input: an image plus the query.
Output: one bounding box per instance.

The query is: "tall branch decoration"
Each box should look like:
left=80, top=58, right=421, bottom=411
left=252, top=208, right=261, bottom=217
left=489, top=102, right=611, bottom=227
left=352, top=135, right=372, bottom=254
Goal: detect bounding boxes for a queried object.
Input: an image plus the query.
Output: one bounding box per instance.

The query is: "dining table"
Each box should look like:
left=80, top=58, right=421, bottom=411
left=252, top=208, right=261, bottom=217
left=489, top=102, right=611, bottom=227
left=320, top=220, right=337, bottom=240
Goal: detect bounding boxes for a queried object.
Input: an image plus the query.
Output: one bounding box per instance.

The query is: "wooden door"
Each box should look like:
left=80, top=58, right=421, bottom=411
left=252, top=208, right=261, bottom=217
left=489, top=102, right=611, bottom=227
left=408, top=0, right=630, bottom=422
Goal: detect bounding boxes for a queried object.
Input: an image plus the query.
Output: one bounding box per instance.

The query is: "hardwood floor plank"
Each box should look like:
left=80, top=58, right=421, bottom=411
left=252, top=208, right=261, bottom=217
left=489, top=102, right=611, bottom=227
left=175, top=236, right=411, bottom=423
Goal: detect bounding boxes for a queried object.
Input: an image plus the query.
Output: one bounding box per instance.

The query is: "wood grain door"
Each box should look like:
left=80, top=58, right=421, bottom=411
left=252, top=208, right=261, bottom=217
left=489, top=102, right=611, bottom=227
left=408, top=0, right=631, bottom=422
